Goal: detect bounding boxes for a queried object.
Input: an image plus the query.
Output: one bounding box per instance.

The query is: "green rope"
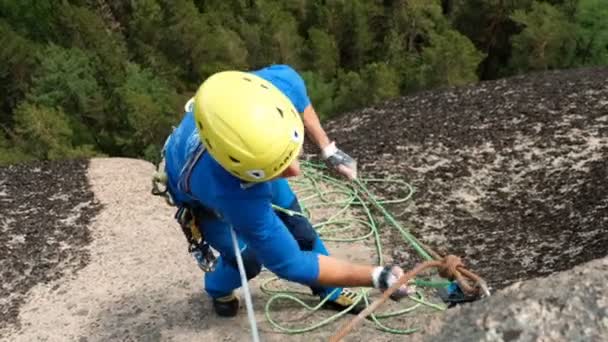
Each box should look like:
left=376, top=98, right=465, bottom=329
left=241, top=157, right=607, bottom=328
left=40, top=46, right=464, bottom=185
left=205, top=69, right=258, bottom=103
left=263, top=161, right=448, bottom=335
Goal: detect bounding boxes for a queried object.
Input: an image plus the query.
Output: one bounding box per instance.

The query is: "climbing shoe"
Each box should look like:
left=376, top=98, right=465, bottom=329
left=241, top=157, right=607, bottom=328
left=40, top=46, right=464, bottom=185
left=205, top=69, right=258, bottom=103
left=322, top=289, right=366, bottom=315
left=212, top=293, right=240, bottom=317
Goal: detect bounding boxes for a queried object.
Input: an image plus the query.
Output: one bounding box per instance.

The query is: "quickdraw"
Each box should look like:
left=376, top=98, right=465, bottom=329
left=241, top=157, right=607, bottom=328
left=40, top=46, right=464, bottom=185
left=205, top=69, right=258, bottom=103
left=175, top=205, right=218, bottom=273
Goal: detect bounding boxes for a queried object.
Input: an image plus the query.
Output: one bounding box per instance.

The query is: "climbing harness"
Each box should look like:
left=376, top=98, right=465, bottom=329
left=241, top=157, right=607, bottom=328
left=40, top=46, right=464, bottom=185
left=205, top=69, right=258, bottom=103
left=151, top=137, right=218, bottom=273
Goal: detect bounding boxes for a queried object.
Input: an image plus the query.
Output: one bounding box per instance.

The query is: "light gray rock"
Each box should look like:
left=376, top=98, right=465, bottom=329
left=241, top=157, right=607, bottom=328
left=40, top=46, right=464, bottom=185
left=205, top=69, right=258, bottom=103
left=420, top=257, right=608, bottom=341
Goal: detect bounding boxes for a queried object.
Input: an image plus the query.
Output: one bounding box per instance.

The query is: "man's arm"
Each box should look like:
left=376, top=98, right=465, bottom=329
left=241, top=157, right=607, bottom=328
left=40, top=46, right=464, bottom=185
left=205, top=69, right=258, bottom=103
left=302, top=104, right=331, bottom=151
left=302, top=104, right=358, bottom=180
left=218, top=195, right=409, bottom=297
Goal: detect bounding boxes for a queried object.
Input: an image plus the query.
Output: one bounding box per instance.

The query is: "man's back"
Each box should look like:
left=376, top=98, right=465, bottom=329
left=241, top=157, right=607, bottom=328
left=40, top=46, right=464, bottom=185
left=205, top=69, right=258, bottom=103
left=163, top=64, right=311, bottom=209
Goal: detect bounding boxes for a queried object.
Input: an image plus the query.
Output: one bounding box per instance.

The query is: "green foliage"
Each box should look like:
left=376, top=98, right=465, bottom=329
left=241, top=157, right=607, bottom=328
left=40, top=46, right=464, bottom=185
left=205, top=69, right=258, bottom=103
left=573, top=0, right=608, bottom=65
left=336, top=0, right=374, bottom=69
left=448, top=0, right=535, bottom=79
left=196, top=24, right=249, bottom=77
left=56, top=3, right=128, bottom=86
left=0, top=148, right=33, bottom=166
left=422, top=30, right=486, bottom=86
left=333, top=70, right=367, bottom=114
left=0, top=0, right=58, bottom=41
left=28, top=45, right=102, bottom=115
left=0, top=0, right=604, bottom=165
left=128, top=0, right=173, bottom=75
left=0, top=20, right=39, bottom=119
left=300, top=71, right=336, bottom=119
left=0, top=131, right=33, bottom=165
left=13, top=103, right=95, bottom=160
left=255, top=1, right=304, bottom=68
left=306, top=28, right=339, bottom=78
left=117, top=63, right=180, bottom=157
left=510, top=1, right=577, bottom=71
left=359, top=63, right=401, bottom=104
left=27, top=44, right=104, bottom=147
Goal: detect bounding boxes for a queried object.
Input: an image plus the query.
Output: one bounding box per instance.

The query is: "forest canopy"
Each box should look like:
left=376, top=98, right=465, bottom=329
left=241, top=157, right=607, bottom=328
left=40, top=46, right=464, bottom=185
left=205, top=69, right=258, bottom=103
left=1, top=0, right=606, bottom=164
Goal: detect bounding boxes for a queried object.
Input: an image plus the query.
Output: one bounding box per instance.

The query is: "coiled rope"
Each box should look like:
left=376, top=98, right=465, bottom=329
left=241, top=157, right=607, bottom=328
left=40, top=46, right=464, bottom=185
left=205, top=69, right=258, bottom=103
left=263, top=161, right=485, bottom=336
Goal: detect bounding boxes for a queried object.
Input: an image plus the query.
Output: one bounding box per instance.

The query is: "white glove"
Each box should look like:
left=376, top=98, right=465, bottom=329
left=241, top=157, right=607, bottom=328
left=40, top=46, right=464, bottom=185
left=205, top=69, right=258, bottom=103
left=372, top=265, right=415, bottom=300
left=321, top=141, right=357, bottom=180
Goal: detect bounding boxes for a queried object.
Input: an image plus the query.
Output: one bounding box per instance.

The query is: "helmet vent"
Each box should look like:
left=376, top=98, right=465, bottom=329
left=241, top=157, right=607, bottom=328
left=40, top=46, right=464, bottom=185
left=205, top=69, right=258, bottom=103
left=291, top=108, right=298, bottom=118
left=197, top=121, right=204, bottom=131
left=229, top=156, right=240, bottom=164
left=243, top=77, right=252, bottom=82
left=205, top=138, right=213, bottom=149
left=247, top=170, right=265, bottom=180
left=260, top=84, right=269, bottom=89
left=276, top=107, right=284, bottom=118
left=292, top=129, right=300, bottom=141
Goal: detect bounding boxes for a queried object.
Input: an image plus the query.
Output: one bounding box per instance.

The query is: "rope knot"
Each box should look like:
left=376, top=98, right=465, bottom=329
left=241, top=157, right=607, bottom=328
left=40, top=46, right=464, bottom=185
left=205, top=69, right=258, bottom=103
left=438, top=255, right=463, bottom=281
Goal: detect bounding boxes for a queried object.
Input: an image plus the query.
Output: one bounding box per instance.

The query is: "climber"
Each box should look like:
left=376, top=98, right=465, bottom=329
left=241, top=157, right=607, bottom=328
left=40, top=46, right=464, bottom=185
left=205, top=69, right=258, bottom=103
left=160, top=64, right=413, bottom=317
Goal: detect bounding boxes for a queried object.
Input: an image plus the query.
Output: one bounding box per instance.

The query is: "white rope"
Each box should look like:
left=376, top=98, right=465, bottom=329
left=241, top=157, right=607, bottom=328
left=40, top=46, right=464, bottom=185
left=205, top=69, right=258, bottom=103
left=230, top=227, right=261, bottom=342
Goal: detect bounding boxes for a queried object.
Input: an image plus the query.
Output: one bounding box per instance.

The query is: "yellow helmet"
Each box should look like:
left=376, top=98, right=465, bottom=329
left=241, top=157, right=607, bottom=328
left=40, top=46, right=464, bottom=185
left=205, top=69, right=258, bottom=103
left=193, top=71, right=304, bottom=183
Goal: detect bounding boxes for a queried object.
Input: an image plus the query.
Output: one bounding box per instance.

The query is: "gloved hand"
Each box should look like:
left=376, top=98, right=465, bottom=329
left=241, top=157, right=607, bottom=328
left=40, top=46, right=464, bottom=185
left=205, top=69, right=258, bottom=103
left=371, top=265, right=415, bottom=300
left=321, top=141, right=357, bottom=180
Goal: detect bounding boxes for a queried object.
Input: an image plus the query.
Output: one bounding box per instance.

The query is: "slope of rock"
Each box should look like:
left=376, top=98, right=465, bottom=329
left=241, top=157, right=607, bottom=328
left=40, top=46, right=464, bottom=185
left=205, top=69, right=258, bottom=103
left=0, top=160, right=101, bottom=332
left=324, top=67, right=608, bottom=289
left=418, top=256, right=608, bottom=342
left=2, top=67, right=607, bottom=341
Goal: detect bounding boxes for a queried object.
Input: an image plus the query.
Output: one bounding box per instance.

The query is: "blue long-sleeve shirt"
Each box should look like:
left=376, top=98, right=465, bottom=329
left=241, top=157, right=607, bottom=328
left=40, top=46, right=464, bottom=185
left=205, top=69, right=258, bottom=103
left=164, top=65, right=319, bottom=284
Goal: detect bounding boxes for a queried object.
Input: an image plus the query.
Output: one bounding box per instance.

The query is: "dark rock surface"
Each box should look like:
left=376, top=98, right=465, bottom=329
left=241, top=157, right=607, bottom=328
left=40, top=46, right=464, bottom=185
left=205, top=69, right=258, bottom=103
left=2, top=67, right=607, bottom=341
left=324, top=67, right=608, bottom=290
left=0, top=159, right=101, bottom=332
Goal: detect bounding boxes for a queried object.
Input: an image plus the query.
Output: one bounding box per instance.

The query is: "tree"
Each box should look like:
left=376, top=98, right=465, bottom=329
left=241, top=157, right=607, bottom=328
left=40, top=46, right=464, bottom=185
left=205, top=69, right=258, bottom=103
left=389, top=0, right=446, bottom=53
left=360, top=62, right=401, bottom=104
left=255, top=1, right=305, bottom=68
left=238, top=21, right=270, bottom=69
left=0, top=0, right=59, bottom=41
left=335, top=0, right=374, bottom=70
left=127, top=0, right=183, bottom=89
left=300, top=71, right=336, bottom=119
left=27, top=44, right=104, bottom=148
left=0, top=132, right=33, bottom=165
left=0, top=20, right=39, bottom=124
left=306, top=28, right=339, bottom=78
left=55, top=2, right=128, bottom=87
left=573, top=0, right=608, bottom=66
left=383, top=0, right=482, bottom=90
left=13, top=103, right=95, bottom=160
left=422, top=30, right=485, bottom=86
left=117, top=63, right=180, bottom=160
left=162, top=0, right=248, bottom=81
left=509, top=1, right=577, bottom=72
left=449, top=0, right=534, bottom=79
left=334, top=70, right=366, bottom=114
left=195, top=23, right=249, bottom=78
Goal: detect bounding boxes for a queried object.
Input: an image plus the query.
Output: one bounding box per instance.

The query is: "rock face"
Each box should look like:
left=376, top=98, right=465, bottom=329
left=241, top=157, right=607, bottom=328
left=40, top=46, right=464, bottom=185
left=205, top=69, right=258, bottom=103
left=418, top=256, right=608, bottom=342
left=1, top=67, right=607, bottom=341
left=0, top=160, right=101, bottom=332
left=323, top=67, right=608, bottom=290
